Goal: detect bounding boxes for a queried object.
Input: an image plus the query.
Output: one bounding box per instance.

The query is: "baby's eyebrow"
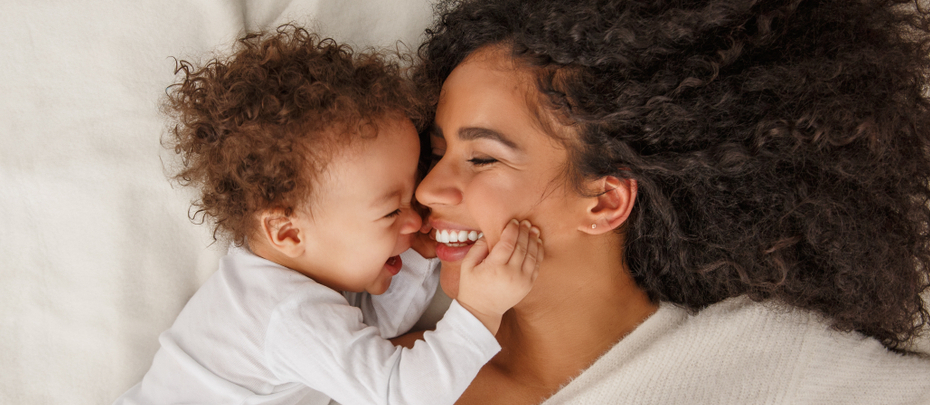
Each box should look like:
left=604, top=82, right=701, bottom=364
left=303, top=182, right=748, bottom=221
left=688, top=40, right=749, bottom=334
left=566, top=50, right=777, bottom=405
left=372, top=189, right=402, bottom=209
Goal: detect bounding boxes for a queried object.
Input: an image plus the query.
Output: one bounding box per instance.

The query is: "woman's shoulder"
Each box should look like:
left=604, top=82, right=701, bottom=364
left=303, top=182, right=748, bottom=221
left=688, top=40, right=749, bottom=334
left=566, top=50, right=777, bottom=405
left=543, top=297, right=930, bottom=405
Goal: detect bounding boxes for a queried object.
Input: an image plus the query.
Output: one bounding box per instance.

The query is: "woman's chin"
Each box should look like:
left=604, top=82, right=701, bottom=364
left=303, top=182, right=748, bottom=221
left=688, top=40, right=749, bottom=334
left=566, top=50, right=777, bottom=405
left=438, top=260, right=461, bottom=299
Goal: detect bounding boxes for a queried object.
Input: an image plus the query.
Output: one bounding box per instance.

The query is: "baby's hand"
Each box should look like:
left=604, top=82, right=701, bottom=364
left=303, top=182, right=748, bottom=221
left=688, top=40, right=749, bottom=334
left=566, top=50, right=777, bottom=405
left=456, top=219, right=543, bottom=335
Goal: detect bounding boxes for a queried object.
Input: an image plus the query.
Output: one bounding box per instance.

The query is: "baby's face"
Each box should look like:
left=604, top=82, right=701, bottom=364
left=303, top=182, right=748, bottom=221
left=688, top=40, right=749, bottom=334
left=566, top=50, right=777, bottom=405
left=295, top=117, right=422, bottom=295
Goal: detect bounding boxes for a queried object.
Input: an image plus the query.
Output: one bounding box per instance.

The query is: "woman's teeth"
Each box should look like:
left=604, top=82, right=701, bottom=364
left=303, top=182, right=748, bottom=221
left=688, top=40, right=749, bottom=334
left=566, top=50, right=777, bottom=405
left=434, top=229, right=483, bottom=245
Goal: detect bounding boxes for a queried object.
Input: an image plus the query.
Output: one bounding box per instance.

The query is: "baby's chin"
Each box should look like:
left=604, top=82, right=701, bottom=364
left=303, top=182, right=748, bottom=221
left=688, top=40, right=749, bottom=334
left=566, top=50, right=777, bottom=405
left=366, top=278, right=392, bottom=296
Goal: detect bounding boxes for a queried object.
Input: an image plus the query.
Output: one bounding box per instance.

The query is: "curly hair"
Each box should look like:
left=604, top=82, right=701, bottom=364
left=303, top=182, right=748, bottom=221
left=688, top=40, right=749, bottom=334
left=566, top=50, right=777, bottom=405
left=414, top=0, right=930, bottom=349
left=164, top=25, right=421, bottom=246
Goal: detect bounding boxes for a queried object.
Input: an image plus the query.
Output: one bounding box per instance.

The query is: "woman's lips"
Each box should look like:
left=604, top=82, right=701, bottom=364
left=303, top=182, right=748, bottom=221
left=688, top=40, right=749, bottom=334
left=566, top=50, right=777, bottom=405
left=430, top=227, right=484, bottom=262
left=435, top=243, right=473, bottom=262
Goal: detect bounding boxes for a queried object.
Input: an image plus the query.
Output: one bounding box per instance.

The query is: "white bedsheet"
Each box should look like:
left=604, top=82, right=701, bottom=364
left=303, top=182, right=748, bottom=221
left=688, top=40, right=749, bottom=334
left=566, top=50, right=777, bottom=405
left=0, top=1, right=432, bottom=403
left=3, top=2, right=928, bottom=404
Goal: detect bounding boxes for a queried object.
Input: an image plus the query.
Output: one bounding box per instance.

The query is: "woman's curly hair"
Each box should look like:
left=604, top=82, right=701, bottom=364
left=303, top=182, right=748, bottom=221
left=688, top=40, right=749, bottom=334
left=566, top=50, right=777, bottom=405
left=164, top=24, right=421, bottom=246
left=414, top=0, right=930, bottom=349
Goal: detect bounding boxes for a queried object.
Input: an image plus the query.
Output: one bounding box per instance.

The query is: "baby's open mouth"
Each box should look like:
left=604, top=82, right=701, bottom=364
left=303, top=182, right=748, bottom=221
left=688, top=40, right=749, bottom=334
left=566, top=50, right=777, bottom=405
left=432, top=229, right=483, bottom=247
left=384, top=255, right=402, bottom=275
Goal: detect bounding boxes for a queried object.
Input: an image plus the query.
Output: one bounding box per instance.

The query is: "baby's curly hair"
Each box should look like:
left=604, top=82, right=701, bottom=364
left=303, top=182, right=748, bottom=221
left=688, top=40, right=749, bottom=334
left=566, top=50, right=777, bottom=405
left=415, top=0, right=930, bottom=349
left=164, top=25, right=421, bottom=246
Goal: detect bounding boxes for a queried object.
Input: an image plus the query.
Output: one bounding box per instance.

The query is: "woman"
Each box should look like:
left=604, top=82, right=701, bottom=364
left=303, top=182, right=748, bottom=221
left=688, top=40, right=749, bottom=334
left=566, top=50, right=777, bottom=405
left=411, top=0, right=930, bottom=403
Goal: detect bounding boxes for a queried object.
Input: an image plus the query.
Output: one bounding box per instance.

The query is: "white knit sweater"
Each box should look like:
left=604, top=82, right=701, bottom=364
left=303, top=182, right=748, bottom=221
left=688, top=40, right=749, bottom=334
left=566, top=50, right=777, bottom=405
left=543, top=297, right=930, bottom=405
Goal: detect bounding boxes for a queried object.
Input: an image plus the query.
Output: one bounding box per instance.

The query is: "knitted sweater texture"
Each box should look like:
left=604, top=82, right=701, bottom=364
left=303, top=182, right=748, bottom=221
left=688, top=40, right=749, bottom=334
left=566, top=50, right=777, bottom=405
left=543, top=298, right=930, bottom=405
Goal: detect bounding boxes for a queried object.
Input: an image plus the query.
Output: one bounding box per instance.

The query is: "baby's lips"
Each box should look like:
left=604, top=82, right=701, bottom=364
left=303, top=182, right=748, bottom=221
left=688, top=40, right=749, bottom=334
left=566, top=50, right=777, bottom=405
left=385, top=255, right=402, bottom=275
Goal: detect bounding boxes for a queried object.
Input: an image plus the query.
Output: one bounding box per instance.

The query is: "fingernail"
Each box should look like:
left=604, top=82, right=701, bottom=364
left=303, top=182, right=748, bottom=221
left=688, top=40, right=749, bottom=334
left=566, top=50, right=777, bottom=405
left=521, top=220, right=531, bottom=228
left=511, top=219, right=519, bottom=226
left=530, top=227, right=540, bottom=236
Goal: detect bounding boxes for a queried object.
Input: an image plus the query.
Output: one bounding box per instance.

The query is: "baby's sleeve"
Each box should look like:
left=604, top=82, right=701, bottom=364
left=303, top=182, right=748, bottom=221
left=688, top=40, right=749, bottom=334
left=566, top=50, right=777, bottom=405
left=343, top=249, right=440, bottom=338
left=265, top=290, right=499, bottom=405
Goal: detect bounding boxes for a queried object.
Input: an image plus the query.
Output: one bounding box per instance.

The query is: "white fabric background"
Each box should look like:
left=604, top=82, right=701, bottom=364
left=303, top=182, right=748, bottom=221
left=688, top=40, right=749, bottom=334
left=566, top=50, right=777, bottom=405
left=0, top=1, right=433, bottom=403
left=3, top=1, right=928, bottom=404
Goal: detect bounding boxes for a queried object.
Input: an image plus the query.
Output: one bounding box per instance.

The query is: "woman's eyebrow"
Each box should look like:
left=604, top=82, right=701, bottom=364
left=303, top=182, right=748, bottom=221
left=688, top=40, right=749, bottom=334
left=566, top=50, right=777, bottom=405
left=458, top=127, right=519, bottom=150
left=430, top=124, right=520, bottom=151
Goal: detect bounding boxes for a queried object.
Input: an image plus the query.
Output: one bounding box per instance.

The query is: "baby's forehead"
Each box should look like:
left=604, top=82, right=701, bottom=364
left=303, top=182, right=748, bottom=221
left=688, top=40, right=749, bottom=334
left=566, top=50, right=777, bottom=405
left=314, top=120, right=413, bottom=161
left=304, top=117, right=420, bottom=200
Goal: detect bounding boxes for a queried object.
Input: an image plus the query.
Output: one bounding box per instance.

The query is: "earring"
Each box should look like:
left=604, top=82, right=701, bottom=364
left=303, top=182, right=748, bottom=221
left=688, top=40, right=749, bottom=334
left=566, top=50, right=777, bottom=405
left=591, top=224, right=597, bottom=229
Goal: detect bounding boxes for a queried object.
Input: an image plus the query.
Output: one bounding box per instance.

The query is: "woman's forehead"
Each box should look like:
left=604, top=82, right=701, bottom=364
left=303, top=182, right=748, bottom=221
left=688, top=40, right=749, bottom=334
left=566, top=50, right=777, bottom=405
left=447, top=45, right=537, bottom=88
left=458, top=44, right=520, bottom=70
left=438, top=45, right=576, bottom=149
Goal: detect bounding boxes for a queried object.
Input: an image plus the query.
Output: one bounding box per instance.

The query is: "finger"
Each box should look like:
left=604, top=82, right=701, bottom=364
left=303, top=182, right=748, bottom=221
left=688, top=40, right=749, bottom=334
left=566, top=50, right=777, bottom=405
left=530, top=237, right=543, bottom=283
left=485, top=219, right=520, bottom=265
left=523, top=227, right=540, bottom=269
left=507, top=220, right=532, bottom=265
left=526, top=226, right=539, bottom=259
left=521, top=229, right=540, bottom=275
left=461, top=236, right=490, bottom=271
left=536, top=238, right=546, bottom=267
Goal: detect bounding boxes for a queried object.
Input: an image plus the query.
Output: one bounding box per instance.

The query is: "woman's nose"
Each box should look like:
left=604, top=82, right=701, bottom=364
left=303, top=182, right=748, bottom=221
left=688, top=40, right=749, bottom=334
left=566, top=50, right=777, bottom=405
left=415, top=159, right=463, bottom=208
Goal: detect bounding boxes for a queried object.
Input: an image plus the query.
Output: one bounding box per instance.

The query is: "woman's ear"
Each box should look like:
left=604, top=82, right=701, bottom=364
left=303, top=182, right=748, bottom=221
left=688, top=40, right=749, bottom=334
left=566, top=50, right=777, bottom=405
left=258, top=208, right=305, bottom=258
left=578, top=175, right=637, bottom=235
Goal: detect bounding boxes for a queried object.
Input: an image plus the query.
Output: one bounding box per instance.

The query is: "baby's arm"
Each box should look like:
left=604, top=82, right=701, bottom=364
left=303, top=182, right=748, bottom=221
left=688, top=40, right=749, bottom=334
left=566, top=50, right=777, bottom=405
left=457, top=219, right=543, bottom=335
left=265, top=291, right=499, bottom=405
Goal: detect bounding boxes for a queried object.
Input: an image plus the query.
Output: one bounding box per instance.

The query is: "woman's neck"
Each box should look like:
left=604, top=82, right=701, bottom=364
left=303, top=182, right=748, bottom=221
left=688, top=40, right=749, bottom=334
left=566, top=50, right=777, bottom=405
left=489, top=235, right=657, bottom=390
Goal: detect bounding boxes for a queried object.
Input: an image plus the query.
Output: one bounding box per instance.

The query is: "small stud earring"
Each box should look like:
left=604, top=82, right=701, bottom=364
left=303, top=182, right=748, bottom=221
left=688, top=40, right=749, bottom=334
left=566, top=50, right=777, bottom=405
left=592, top=224, right=597, bottom=229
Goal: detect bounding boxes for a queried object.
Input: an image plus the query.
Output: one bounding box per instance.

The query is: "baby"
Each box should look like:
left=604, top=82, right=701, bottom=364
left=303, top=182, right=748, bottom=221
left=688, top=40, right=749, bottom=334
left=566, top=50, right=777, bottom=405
left=115, top=26, right=542, bottom=405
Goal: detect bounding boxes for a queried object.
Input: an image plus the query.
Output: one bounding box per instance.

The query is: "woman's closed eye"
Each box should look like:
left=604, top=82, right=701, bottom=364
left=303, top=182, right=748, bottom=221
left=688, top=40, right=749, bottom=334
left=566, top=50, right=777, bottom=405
left=384, top=209, right=402, bottom=219
left=467, top=156, right=498, bottom=166
left=429, top=149, right=498, bottom=166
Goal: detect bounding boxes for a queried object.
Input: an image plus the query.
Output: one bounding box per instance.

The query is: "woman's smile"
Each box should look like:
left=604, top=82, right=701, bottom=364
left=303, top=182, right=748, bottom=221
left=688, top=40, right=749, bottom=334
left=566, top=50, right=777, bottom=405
left=433, top=229, right=483, bottom=245
left=427, top=220, right=484, bottom=262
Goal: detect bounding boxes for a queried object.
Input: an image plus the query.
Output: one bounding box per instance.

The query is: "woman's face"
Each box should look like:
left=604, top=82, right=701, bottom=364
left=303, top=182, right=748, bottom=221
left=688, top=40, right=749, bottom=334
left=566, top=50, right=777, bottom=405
left=416, top=46, right=591, bottom=298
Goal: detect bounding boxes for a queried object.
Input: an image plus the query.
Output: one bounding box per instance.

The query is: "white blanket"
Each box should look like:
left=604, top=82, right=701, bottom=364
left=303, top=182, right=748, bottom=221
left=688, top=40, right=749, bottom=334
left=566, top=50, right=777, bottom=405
left=0, top=1, right=432, bottom=403
left=3, top=2, right=928, bottom=405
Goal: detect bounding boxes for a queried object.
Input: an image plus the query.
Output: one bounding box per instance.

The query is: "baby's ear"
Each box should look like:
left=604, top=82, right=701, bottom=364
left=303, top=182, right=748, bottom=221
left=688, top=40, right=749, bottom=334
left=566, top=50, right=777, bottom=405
left=578, top=175, right=637, bottom=235
left=258, top=208, right=304, bottom=258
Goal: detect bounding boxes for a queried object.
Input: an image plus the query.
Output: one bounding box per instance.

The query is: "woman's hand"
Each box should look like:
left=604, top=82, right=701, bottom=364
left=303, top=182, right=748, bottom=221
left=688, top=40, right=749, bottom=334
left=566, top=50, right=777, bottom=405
left=456, top=219, right=543, bottom=335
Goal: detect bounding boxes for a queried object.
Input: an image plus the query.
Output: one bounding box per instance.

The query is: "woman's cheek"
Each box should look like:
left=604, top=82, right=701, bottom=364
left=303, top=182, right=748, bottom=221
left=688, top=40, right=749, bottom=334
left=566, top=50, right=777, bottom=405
left=482, top=215, right=528, bottom=251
